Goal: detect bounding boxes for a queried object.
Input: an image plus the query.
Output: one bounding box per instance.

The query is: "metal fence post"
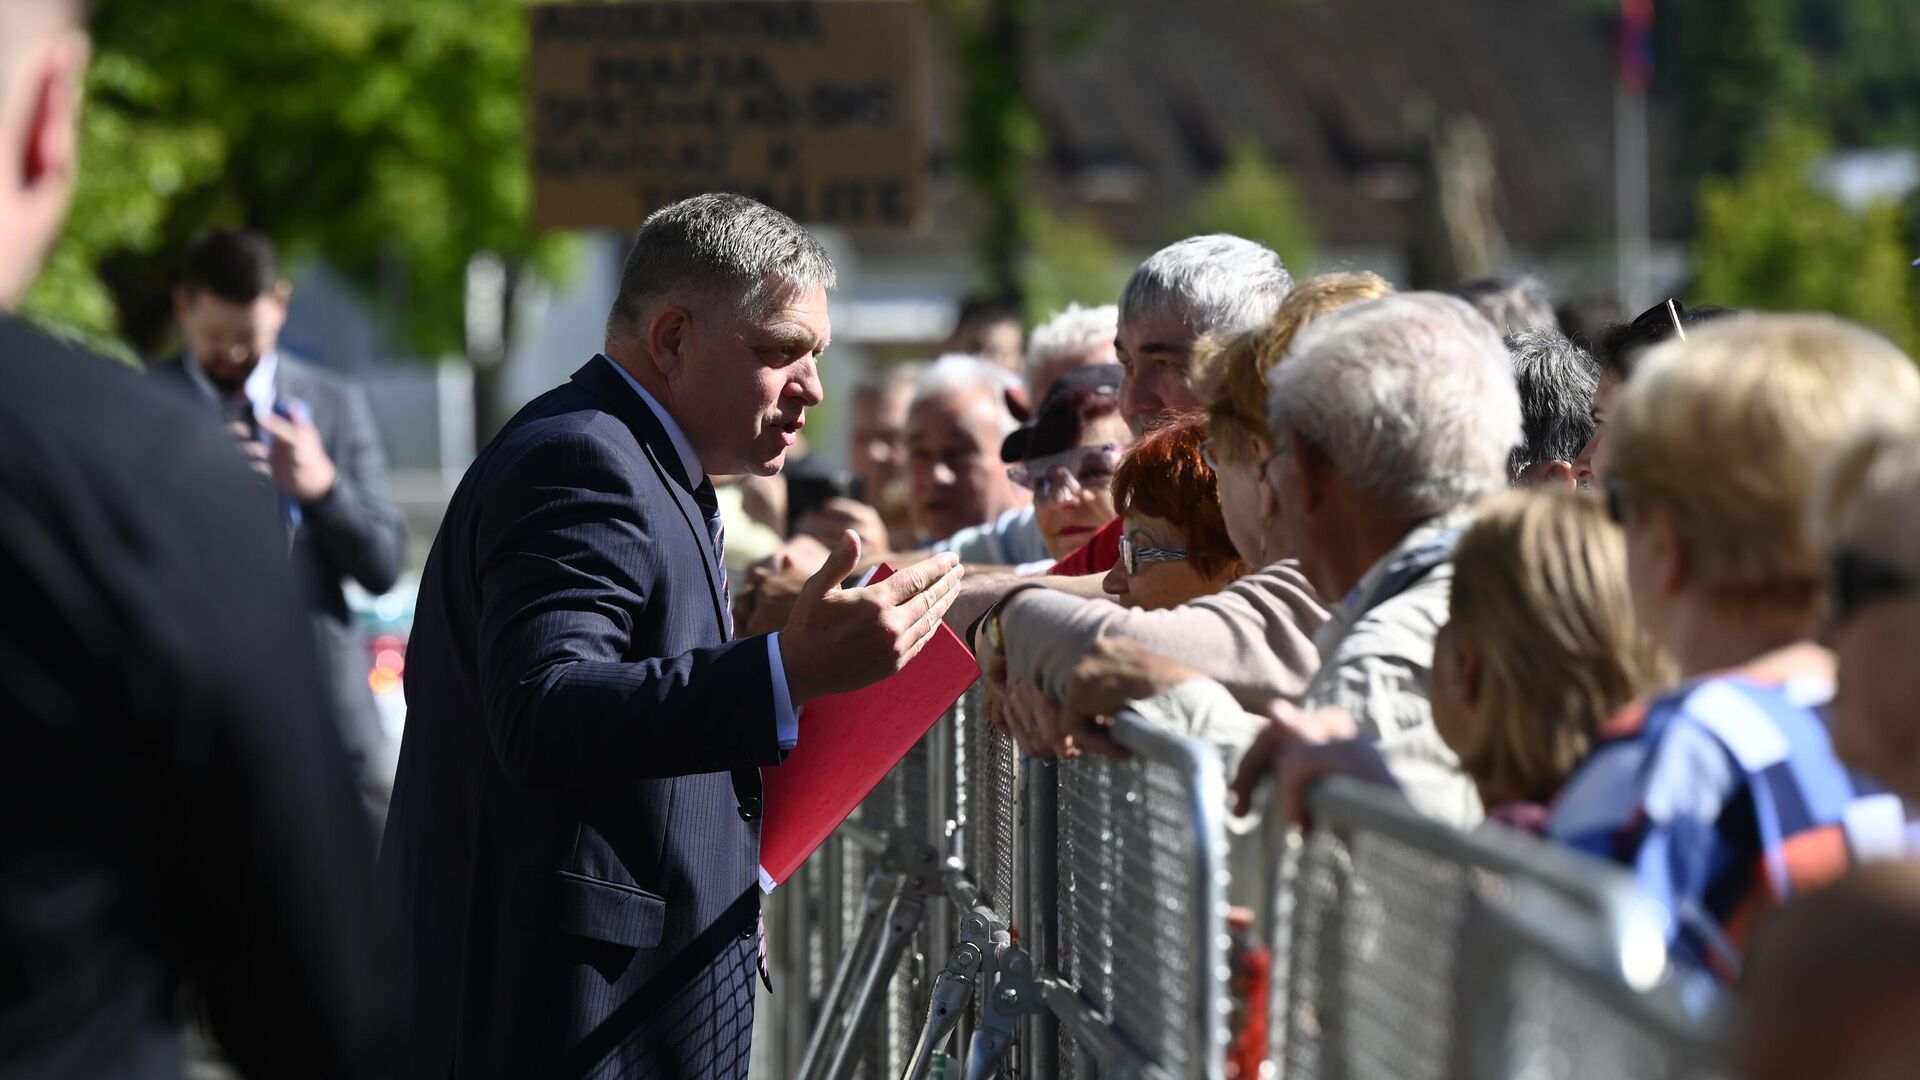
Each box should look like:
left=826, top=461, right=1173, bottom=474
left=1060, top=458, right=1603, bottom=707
left=1020, top=756, right=1059, bottom=1080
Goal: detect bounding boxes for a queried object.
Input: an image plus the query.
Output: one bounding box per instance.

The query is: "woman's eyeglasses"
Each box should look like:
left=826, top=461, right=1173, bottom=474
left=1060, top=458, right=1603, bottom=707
left=1118, top=533, right=1189, bottom=575
left=1008, top=443, right=1122, bottom=501
left=1829, top=547, right=1918, bottom=627
left=1605, top=471, right=1633, bottom=525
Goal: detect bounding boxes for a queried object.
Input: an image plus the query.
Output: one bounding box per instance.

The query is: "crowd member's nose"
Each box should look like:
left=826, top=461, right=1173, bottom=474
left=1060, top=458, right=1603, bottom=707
left=1102, top=557, right=1128, bottom=599
left=930, top=459, right=959, bottom=486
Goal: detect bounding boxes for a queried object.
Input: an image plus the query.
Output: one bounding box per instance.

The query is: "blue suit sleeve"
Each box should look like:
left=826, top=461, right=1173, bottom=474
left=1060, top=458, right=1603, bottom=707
left=474, top=431, right=784, bottom=787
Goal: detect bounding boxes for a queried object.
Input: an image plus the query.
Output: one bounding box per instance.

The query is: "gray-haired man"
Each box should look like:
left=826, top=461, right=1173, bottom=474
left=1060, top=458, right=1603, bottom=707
left=382, top=193, right=963, bottom=1079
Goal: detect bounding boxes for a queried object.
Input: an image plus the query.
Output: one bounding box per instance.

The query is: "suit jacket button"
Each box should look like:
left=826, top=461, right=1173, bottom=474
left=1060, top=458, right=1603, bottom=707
left=738, top=795, right=761, bottom=821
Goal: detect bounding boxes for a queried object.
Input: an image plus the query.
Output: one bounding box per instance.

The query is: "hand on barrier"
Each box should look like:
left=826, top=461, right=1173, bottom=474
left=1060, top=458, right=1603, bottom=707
left=1003, top=678, right=1079, bottom=758
left=1058, top=637, right=1205, bottom=759
left=1275, top=738, right=1399, bottom=828
left=1229, top=700, right=1359, bottom=816
left=780, top=531, right=964, bottom=705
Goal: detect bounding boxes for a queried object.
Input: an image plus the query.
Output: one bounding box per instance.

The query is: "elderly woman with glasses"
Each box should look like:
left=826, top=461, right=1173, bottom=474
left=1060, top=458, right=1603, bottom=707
left=1001, top=365, right=1131, bottom=560
left=1549, top=314, right=1920, bottom=985
left=1101, top=414, right=1250, bottom=610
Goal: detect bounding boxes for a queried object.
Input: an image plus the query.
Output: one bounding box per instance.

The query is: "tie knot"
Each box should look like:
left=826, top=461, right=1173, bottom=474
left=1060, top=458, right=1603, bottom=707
left=692, top=478, right=721, bottom=518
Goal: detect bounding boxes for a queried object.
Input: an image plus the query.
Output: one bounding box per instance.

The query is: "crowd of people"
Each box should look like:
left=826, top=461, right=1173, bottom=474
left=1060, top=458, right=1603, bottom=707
left=724, top=226, right=1920, bottom=1064
left=6, top=0, right=1920, bottom=1076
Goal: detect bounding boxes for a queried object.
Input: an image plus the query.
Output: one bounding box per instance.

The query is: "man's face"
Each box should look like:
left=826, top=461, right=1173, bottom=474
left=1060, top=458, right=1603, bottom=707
left=850, top=381, right=914, bottom=500
left=905, top=388, right=1028, bottom=544
left=1574, top=369, right=1621, bottom=488
left=1116, top=311, right=1203, bottom=435
left=969, top=317, right=1024, bottom=374
left=671, top=285, right=829, bottom=477
left=176, top=290, right=288, bottom=394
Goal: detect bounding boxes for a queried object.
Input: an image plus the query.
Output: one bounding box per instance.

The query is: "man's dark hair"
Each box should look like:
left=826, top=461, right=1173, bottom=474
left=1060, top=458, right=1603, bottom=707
left=1595, top=301, right=1739, bottom=380
left=953, top=293, right=1023, bottom=334
left=1506, top=326, right=1599, bottom=480
left=179, top=229, right=281, bottom=303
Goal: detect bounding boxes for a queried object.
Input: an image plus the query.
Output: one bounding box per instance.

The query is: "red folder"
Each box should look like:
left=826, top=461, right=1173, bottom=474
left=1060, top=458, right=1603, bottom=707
left=757, top=564, right=980, bottom=890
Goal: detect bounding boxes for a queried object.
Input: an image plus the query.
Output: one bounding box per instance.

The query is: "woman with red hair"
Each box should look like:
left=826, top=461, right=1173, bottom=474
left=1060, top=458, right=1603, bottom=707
left=1102, top=415, right=1249, bottom=610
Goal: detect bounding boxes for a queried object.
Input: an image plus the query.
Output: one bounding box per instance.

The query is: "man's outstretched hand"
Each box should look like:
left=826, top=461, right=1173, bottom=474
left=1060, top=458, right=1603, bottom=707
left=780, top=531, right=964, bottom=706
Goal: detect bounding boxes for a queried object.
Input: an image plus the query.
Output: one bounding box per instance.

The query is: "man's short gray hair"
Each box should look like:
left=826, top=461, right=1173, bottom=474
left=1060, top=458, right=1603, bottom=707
left=1505, top=326, right=1599, bottom=479
left=1025, top=303, right=1117, bottom=382
left=1120, top=234, right=1293, bottom=338
left=910, top=354, right=1021, bottom=438
left=1267, top=292, right=1521, bottom=521
left=605, top=193, right=836, bottom=345
left=1451, top=274, right=1557, bottom=336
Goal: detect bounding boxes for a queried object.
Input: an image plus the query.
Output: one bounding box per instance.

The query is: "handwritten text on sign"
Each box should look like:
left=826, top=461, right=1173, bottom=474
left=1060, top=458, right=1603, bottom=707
left=529, top=1, right=925, bottom=231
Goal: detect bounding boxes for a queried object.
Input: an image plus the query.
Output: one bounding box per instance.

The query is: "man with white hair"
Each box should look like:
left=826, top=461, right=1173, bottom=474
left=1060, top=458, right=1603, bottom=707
left=1024, top=302, right=1118, bottom=403
left=1221, top=292, right=1522, bottom=825
left=905, top=354, right=1035, bottom=554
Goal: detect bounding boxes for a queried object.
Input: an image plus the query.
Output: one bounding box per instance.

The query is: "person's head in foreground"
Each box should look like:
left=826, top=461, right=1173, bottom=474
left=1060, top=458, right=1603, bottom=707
left=1741, top=860, right=1920, bottom=1080
left=1431, top=491, right=1669, bottom=830
left=1023, top=302, right=1118, bottom=405
left=904, top=354, right=1027, bottom=544
left=1001, top=364, right=1129, bottom=560
left=1505, top=326, right=1598, bottom=490
left=1263, top=292, right=1520, bottom=600
left=1102, top=414, right=1250, bottom=610
left=1810, top=423, right=1920, bottom=803
left=173, top=229, right=291, bottom=396
left=1574, top=298, right=1736, bottom=486
left=604, top=192, right=835, bottom=478
left=1192, top=271, right=1395, bottom=569
left=0, top=0, right=89, bottom=309
left=1608, top=314, right=1920, bottom=676
left=1548, top=313, right=1920, bottom=983
left=1116, top=234, right=1291, bottom=435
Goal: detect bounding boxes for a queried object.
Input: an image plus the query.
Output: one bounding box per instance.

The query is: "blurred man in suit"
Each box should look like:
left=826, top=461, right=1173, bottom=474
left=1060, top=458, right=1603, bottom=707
left=381, top=193, right=964, bottom=1078
left=149, top=229, right=406, bottom=804
left=0, top=1, right=391, bottom=1076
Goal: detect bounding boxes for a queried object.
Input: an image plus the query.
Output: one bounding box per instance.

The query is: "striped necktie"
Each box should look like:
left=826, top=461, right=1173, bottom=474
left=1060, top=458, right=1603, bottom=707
left=692, top=479, right=731, bottom=634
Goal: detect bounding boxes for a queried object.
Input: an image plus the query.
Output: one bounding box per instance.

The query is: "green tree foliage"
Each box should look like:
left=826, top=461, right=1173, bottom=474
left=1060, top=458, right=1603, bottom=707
left=1692, top=125, right=1918, bottom=355
left=1175, top=137, right=1317, bottom=274
left=1022, top=209, right=1129, bottom=325
left=23, top=0, right=571, bottom=358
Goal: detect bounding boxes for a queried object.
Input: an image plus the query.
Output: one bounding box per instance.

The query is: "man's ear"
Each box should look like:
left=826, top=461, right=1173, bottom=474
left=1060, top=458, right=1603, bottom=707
left=648, top=305, right=691, bottom=379
left=1538, top=459, right=1579, bottom=491
left=22, top=32, right=88, bottom=191
left=1459, top=641, right=1484, bottom=706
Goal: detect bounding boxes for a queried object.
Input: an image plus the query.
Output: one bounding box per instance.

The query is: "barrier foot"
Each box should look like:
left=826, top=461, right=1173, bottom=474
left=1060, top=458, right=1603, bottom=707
left=900, top=908, right=1003, bottom=1080
left=797, top=868, right=903, bottom=1080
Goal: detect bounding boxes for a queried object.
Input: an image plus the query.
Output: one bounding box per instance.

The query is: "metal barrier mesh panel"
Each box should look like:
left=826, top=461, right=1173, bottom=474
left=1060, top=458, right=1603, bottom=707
left=1501, top=942, right=1728, bottom=1080
left=1054, top=753, right=1210, bottom=1076
left=964, top=700, right=1019, bottom=919
left=1284, top=823, right=1472, bottom=1080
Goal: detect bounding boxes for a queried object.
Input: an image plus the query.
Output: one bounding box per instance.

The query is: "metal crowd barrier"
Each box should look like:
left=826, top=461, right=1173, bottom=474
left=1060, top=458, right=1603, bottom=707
left=1274, top=777, right=1724, bottom=1080
left=770, top=682, right=1729, bottom=1080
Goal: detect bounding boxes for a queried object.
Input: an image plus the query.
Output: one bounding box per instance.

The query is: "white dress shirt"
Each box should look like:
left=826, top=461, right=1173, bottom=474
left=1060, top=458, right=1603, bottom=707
left=601, top=355, right=799, bottom=748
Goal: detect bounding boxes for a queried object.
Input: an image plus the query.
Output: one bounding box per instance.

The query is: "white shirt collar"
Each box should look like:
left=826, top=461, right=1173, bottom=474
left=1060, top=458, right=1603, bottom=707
left=598, top=354, right=703, bottom=487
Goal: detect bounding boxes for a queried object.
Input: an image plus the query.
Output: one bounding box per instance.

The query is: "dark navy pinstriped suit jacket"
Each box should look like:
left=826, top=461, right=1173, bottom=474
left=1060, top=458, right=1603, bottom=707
left=380, top=357, right=783, bottom=1079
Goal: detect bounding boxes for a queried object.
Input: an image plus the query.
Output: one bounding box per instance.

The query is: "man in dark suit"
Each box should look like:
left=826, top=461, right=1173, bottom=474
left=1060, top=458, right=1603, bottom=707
left=0, top=2, right=392, bottom=1075
left=380, top=193, right=964, bottom=1078
left=149, top=230, right=407, bottom=796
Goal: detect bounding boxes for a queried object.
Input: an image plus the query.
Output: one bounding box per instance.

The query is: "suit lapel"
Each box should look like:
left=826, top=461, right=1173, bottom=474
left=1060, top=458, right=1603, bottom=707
left=570, top=358, right=731, bottom=638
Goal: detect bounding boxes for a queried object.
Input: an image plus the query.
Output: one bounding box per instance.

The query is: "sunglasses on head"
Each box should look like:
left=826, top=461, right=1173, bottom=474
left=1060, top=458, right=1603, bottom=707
left=1628, top=297, right=1688, bottom=342
left=1828, top=547, right=1918, bottom=627
left=1008, top=443, right=1122, bottom=501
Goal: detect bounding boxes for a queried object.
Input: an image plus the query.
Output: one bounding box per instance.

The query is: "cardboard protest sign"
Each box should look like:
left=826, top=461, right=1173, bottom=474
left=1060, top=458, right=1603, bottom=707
left=529, top=1, right=927, bottom=231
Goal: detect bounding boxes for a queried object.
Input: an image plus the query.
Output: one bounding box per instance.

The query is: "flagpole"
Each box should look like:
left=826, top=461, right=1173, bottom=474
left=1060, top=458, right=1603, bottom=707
left=1615, top=81, right=1650, bottom=312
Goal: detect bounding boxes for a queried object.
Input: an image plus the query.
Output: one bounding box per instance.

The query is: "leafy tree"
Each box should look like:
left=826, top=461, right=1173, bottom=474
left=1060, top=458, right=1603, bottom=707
left=1022, top=209, right=1129, bottom=325
left=23, top=0, right=571, bottom=363
left=1692, top=125, right=1918, bottom=355
left=1174, top=137, right=1317, bottom=273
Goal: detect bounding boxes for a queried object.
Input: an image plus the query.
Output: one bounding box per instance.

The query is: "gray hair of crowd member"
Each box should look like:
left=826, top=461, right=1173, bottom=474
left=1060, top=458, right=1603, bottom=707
left=604, top=193, right=836, bottom=346
left=1023, top=302, right=1118, bottom=397
left=1452, top=274, right=1556, bottom=336
left=910, top=353, right=1022, bottom=437
left=1267, top=292, right=1522, bottom=521
left=1505, top=326, right=1599, bottom=483
left=1119, top=234, right=1293, bottom=337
